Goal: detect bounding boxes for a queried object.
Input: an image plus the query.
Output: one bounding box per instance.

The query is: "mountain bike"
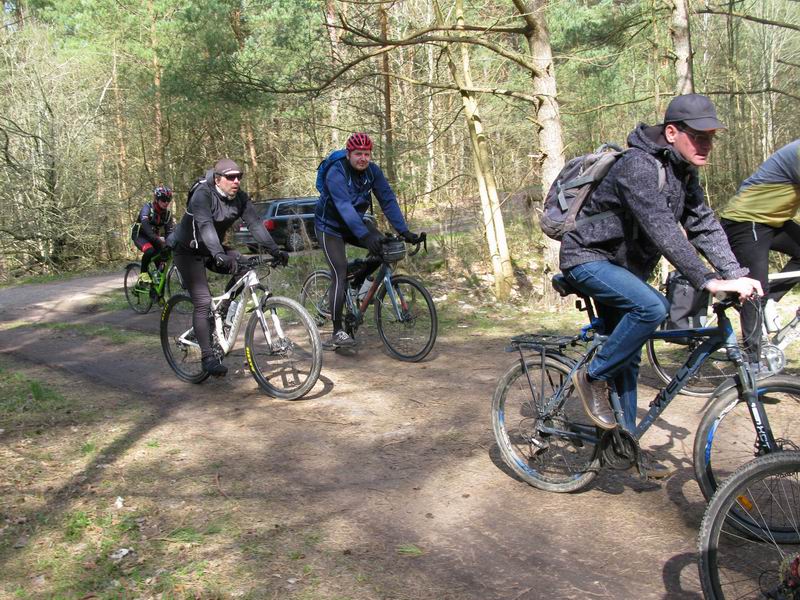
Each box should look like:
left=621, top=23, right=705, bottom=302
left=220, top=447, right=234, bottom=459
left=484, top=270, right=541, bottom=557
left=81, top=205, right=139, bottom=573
left=491, top=273, right=800, bottom=496
left=648, top=269, right=800, bottom=397
left=299, top=234, right=437, bottom=362
left=124, top=249, right=185, bottom=314
left=160, top=255, right=322, bottom=400
left=697, top=451, right=800, bottom=599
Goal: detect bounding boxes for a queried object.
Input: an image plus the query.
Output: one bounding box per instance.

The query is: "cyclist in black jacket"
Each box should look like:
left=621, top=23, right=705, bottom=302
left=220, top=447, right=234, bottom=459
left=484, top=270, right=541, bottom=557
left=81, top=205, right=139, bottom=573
left=171, top=159, right=289, bottom=377
left=132, top=186, right=175, bottom=282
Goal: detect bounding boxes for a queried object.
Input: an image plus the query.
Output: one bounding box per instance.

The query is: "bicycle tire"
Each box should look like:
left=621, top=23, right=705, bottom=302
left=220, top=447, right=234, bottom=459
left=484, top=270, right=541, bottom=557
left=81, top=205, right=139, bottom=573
left=165, top=264, right=186, bottom=299
left=698, top=451, right=800, bottom=600
left=299, top=270, right=332, bottom=328
left=693, top=374, right=800, bottom=501
left=124, top=263, right=153, bottom=314
left=646, top=336, right=737, bottom=398
left=160, top=293, right=209, bottom=384
left=244, top=296, right=322, bottom=400
left=374, top=275, right=437, bottom=362
left=491, top=355, right=602, bottom=493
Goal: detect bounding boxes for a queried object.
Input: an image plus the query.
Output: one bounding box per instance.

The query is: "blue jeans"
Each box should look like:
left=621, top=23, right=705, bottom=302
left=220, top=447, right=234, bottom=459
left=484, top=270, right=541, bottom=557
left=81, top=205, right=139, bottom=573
left=565, top=261, right=669, bottom=431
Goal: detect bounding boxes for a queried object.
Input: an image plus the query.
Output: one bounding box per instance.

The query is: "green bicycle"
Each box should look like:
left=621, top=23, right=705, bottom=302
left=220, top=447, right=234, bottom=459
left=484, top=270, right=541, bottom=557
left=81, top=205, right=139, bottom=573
left=124, top=249, right=185, bottom=314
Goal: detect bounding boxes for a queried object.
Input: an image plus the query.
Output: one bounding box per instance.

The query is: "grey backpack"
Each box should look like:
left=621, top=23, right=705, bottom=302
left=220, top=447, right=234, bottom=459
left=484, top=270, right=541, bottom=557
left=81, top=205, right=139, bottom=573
left=540, top=143, right=665, bottom=241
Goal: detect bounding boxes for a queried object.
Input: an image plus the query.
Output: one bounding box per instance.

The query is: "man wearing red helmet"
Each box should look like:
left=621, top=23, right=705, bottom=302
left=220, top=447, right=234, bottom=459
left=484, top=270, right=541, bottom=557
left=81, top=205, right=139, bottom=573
left=315, top=132, right=421, bottom=349
left=131, top=185, right=176, bottom=284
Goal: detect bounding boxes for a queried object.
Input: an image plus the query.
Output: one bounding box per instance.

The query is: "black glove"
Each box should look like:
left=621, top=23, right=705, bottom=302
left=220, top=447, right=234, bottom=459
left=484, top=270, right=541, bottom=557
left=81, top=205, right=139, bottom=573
left=360, top=231, right=385, bottom=256
left=272, top=250, right=290, bottom=267
left=214, top=252, right=238, bottom=274
left=401, top=231, right=421, bottom=245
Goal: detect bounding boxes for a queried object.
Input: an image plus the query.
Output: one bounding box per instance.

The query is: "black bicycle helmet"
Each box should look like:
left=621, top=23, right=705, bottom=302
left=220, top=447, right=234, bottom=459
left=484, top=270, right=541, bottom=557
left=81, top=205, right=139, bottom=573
left=153, top=185, right=173, bottom=202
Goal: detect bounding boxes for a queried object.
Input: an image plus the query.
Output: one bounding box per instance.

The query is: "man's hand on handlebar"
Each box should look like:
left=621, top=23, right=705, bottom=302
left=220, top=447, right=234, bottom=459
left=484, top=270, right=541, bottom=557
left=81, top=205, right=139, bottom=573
left=704, top=276, right=763, bottom=302
left=215, top=253, right=239, bottom=274
left=401, top=231, right=422, bottom=245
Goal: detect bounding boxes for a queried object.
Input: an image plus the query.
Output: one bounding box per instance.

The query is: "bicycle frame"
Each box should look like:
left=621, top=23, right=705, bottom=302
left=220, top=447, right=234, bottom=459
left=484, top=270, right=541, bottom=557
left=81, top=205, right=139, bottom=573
left=344, top=261, right=408, bottom=325
left=175, top=267, right=282, bottom=358
left=527, top=298, right=780, bottom=454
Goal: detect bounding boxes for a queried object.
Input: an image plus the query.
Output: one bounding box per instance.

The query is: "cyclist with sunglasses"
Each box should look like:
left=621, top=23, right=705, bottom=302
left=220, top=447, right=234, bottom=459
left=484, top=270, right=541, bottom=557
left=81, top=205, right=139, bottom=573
left=559, top=94, right=761, bottom=477
left=171, top=158, right=289, bottom=376
left=131, top=185, right=176, bottom=285
left=720, top=139, right=800, bottom=367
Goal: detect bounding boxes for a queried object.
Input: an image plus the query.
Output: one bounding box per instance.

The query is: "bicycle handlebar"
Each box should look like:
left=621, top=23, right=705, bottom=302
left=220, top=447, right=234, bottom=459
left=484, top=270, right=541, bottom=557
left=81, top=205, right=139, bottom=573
left=236, top=255, right=284, bottom=270
left=408, top=232, right=427, bottom=257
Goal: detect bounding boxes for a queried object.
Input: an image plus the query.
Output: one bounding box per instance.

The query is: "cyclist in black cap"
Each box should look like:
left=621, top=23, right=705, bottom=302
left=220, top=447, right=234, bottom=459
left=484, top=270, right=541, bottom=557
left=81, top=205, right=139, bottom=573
left=559, top=94, right=761, bottom=477
left=171, top=158, right=289, bottom=377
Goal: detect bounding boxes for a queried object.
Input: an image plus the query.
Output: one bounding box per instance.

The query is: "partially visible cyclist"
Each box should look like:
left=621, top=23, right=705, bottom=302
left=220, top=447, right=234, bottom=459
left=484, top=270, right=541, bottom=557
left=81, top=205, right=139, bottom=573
left=559, top=93, right=761, bottom=477
left=315, top=132, right=422, bottom=350
left=131, top=185, right=176, bottom=289
left=170, top=158, right=289, bottom=377
left=719, top=139, right=800, bottom=367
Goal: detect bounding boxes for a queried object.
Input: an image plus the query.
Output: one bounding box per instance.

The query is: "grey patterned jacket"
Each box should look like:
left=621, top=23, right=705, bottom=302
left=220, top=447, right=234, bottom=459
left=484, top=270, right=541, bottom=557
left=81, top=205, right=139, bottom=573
left=559, top=123, right=747, bottom=289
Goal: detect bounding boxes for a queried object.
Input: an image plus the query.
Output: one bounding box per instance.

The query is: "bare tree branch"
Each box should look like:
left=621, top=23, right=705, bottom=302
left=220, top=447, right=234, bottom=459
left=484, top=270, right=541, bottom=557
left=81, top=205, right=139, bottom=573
left=338, top=14, right=543, bottom=77
left=697, top=8, right=800, bottom=33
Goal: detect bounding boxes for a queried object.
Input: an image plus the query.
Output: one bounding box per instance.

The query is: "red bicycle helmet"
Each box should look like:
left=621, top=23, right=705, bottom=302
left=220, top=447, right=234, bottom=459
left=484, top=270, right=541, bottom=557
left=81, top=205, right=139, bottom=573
left=153, top=185, right=173, bottom=202
left=346, top=132, right=373, bottom=152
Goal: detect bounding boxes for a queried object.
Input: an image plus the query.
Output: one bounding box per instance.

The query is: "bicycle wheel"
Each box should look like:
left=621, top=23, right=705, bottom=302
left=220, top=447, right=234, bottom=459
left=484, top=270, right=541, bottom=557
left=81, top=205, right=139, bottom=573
left=124, top=263, right=153, bottom=314
left=165, top=264, right=186, bottom=299
left=694, top=374, right=800, bottom=501
left=374, top=275, right=437, bottom=362
left=491, top=355, right=602, bottom=493
left=160, top=293, right=209, bottom=384
left=299, top=270, right=332, bottom=327
left=698, top=451, right=800, bottom=599
left=646, top=336, right=737, bottom=397
left=244, top=296, right=322, bottom=400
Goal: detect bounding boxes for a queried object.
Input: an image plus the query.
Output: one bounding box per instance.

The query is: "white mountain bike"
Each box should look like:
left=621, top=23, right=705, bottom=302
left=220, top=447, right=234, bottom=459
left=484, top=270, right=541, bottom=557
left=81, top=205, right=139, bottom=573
left=160, top=255, right=322, bottom=400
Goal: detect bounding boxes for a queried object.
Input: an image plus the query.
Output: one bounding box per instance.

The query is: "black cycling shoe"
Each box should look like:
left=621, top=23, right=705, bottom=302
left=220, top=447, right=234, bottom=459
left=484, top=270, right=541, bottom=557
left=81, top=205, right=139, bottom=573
left=202, top=356, right=228, bottom=377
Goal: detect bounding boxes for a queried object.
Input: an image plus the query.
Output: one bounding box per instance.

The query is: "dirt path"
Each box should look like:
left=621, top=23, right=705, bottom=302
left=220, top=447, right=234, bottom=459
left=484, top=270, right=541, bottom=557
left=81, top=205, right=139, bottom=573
left=0, top=273, right=709, bottom=599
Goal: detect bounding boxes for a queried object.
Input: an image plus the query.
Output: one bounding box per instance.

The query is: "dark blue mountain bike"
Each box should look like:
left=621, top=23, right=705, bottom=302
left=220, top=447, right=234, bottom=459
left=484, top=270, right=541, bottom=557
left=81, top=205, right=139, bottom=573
left=491, top=274, right=800, bottom=495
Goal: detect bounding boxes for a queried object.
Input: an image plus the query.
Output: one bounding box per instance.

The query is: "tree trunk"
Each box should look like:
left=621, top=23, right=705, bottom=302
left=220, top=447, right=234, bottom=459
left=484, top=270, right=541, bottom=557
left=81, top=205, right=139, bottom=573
left=435, top=0, right=513, bottom=299
left=380, top=6, right=397, bottom=185
left=326, top=0, right=342, bottom=148
left=111, top=44, right=130, bottom=219
left=671, top=0, right=695, bottom=94
left=513, top=0, right=565, bottom=302
left=148, top=0, right=164, bottom=180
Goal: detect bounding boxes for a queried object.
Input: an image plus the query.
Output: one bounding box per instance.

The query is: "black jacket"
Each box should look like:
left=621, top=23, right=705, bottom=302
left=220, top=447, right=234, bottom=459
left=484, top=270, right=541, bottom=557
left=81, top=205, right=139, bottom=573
left=132, top=201, right=174, bottom=245
left=559, top=124, right=747, bottom=289
left=172, top=172, right=279, bottom=257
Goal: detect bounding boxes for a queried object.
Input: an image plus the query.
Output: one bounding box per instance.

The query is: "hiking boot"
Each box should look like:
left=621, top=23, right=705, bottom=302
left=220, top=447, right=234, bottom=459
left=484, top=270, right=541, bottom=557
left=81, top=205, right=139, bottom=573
left=138, top=272, right=152, bottom=284
left=322, top=330, right=357, bottom=350
left=571, top=366, right=616, bottom=430
left=639, top=450, right=677, bottom=479
left=202, top=356, right=228, bottom=377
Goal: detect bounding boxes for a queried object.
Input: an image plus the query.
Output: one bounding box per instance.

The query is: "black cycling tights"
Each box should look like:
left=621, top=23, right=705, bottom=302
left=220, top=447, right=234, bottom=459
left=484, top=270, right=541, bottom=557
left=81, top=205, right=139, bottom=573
left=140, top=246, right=162, bottom=275
left=174, top=251, right=238, bottom=360
left=317, top=224, right=379, bottom=333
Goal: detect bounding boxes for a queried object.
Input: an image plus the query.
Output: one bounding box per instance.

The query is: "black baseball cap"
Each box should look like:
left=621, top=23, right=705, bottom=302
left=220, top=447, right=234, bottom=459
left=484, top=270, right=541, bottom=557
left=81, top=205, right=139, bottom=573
left=663, top=94, right=726, bottom=131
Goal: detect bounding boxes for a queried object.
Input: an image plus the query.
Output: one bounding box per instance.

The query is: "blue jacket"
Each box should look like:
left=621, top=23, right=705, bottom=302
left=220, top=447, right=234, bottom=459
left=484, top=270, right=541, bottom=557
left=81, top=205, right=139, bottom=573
left=315, top=156, right=408, bottom=239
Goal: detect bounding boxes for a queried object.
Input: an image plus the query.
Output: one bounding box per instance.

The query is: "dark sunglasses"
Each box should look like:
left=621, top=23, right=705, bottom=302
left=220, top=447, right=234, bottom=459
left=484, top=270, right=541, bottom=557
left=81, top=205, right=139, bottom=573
left=218, top=172, right=243, bottom=181
left=675, top=124, right=715, bottom=145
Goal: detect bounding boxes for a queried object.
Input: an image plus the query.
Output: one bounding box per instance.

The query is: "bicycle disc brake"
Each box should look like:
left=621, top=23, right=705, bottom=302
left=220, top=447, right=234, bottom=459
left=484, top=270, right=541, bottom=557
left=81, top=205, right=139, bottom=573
left=600, top=429, right=639, bottom=471
left=761, top=342, right=786, bottom=374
